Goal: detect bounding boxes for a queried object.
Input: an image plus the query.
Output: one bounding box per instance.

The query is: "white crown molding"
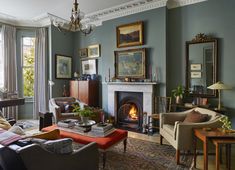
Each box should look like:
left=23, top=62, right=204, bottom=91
left=0, top=0, right=207, bottom=28
left=83, top=0, right=168, bottom=25
left=167, top=0, right=207, bottom=9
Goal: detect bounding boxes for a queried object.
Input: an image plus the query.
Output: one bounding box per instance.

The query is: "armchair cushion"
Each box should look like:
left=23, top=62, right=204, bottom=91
left=183, top=110, right=209, bottom=123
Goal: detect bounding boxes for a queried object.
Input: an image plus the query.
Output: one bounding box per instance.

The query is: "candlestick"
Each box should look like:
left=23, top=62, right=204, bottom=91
left=108, top=68, right=111, bottom=82
left=149, top=65, right=152, bottom=81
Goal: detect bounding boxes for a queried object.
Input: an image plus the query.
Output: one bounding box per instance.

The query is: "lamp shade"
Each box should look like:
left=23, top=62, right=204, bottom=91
left=207, top=81, right=231, bottom=90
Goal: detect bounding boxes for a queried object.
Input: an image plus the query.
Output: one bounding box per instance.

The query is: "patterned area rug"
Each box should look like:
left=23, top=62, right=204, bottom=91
left=74, top=137, right=193, bottom=170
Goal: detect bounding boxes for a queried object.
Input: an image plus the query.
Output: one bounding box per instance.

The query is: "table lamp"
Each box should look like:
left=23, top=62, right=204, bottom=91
left=207, top=81, right=231, bottom=110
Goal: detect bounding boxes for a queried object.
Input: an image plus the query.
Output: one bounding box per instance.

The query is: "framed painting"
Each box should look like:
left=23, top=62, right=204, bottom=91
left=191, top=72, right=202, bottom=78
left=88, top=44, right=100, bottom=58
left=55, top=54, right=72, bottom=79
left=79, top=48, right=88, bottom=58
left=190, top=64, right=202, bottom=71
left=114, top=48, right=146, bottom=79
left=82, top=59, right=97, bottom=75
left=116, top=21, right=143, bottom=48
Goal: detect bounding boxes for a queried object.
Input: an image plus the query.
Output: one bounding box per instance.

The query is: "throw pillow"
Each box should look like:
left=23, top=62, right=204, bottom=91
left=64, top=102, right=79, bottom=113
left=8, top=126, right=25, bottom=135
left=183, top=110, right=208, bottom=123
left=31, top=129, right=60, bottom=140
left=0, top=116, right=12, bottom=130
left=43, top=138, right=73, bottom=154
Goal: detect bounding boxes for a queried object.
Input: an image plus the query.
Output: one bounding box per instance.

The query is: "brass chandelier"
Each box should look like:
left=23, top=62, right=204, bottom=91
left=54, top=0, right=94, bottom=35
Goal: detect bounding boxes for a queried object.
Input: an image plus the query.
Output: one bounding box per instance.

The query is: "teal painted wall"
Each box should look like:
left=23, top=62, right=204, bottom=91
left=167, top=0, right=235, bottom=127
left=49, top=25, right=75, bottom=97
left=74, top=7, right=167, bottom=112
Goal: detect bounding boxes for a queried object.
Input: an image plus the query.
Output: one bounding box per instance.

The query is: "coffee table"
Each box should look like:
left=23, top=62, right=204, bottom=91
left=42, top=125, right=128, bottom=168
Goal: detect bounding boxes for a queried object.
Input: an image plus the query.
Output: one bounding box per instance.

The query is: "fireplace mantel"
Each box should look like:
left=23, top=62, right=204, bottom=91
left=106, top=82, right=157, bottom=121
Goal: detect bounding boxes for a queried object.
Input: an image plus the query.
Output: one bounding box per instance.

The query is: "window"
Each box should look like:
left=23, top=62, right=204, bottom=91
left=22, top=37, right=35, bottom=97
left=0, top=31, right=4, bottom=88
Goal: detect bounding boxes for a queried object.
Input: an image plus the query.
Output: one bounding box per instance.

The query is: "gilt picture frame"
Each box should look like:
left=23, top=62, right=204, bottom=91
left=79, top=48, right=88, bottom=58
left=116, top=21, right=144, bottom=48
left=88, top=44, right=100, bottom=58
left=55, top=54, right=72, bottom=79
left=114, top=48, right=146, bottom=79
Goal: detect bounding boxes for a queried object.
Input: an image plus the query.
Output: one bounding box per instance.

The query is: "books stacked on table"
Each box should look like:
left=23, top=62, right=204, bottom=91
left=57, top=119, right=78, bottom=128
left=90, top=123, right=115, bottom=137
left=74, top=125, right=91, bottom=133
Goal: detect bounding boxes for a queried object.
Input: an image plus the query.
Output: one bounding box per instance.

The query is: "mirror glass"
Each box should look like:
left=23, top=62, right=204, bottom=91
left=186, top=35, right=217, bottom=97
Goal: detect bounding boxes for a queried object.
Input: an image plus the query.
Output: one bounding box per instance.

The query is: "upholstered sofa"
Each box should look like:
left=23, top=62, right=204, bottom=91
left=49, top=97, right=102, bottom=123
left=0, top=142, right=99, bottom=170
left=159, top=107, right=223, bottom=164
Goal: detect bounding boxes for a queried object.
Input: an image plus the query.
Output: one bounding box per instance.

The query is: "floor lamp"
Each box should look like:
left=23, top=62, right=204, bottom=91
left=207, top=81, right=231, bottom=110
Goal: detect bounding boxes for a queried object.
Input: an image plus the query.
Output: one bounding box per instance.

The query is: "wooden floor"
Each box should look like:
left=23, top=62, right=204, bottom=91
left=128, top=131, right=235, bottom=170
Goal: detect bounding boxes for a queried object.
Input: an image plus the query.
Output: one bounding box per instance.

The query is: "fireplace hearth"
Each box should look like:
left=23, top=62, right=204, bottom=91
left=116, top=92, right=143, bottom=132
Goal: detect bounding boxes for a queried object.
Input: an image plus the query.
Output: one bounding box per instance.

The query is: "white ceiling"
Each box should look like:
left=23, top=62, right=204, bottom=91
left=0, top=0, right=133, bottom=20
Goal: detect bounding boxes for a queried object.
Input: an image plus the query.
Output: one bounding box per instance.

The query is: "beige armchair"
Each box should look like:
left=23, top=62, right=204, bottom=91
left=159, top=107, right=223, bottom=164
left=49, top=97, right=80, bottom=123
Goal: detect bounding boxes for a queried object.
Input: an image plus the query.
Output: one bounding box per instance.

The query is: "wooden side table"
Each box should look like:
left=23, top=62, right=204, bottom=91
left=193, top=128, right=235, bottom=170
left=212, top=138, right=235, bottom=170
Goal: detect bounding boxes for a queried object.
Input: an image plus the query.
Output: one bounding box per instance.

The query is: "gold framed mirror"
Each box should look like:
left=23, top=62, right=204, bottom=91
left=186, top=33, right=218, bottom=97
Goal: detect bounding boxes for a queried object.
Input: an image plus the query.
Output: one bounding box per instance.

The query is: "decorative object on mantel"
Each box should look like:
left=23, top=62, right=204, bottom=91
left=207, top=81, right=231, bottom=110
left=116, top=21, right=144, bottom=48
left=114, top=48, right=146, bottom=79
left=171, top=85, right=185, bottom=104
left=191, top=33, right=213, bottom=42
left=52, top=0, right=95, bottom=35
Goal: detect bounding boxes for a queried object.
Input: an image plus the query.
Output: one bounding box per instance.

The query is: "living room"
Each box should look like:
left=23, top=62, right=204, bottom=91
left=0, top=0, right=235, bottom=170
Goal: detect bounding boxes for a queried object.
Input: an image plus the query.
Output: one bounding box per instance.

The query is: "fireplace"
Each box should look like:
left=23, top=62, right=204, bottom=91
left=116, top=92, right=143, bottom=132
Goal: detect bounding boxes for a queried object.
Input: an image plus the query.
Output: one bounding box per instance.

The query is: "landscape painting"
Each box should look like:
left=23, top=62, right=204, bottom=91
left=115, top=48, right=146, bottom=79
left=116, top=21, right=143, bottom=48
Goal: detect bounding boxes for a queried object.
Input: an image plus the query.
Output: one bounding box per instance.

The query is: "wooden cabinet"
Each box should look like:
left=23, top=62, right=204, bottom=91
left=70, top=80, right=99, bottom=107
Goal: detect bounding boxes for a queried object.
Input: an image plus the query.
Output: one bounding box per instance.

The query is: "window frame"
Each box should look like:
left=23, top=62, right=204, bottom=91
left=21, top=36, right=35, bottom=99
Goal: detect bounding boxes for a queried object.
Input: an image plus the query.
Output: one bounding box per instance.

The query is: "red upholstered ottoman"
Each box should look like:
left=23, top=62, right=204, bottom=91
left=42, top=125, right=128, bottom=167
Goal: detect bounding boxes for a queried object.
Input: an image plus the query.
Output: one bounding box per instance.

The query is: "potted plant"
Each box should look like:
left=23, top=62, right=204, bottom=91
left=171, top=85, right=185, bottom=104
left=219, top=116, right=232, bottom=133
left=79, top=107, right=95, bottom=123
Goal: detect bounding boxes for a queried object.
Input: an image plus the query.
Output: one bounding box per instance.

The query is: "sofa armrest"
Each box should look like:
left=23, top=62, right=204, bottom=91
left=174, top=118, right=223, bottom=149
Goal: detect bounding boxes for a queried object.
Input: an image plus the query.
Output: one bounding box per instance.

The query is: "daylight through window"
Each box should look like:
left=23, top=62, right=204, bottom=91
left=22, top=37, right=35, bottom=97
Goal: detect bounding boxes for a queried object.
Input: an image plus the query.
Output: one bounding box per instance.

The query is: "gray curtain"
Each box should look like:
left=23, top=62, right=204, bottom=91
left=34, top=28, right=48, bottom=119
left=2, top=25, right=18, bottom=119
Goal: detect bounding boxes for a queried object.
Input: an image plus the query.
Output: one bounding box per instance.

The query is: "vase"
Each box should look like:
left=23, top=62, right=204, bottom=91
left=81, top=116, right=89, bottom=124
left=175, top=96, right=182, bottom=104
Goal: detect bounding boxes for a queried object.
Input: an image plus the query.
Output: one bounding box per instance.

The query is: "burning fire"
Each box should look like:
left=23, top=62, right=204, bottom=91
left=128, top=105, right=138, bottom=120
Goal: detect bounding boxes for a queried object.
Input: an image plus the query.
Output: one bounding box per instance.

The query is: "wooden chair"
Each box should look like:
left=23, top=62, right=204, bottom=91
left=147, top=96, right=172, bottom=134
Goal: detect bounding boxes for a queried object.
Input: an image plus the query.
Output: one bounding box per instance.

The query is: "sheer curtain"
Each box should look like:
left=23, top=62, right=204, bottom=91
left=34, top=28, right=48, bottom=119
left=2, top=25, right=18, bottom=119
